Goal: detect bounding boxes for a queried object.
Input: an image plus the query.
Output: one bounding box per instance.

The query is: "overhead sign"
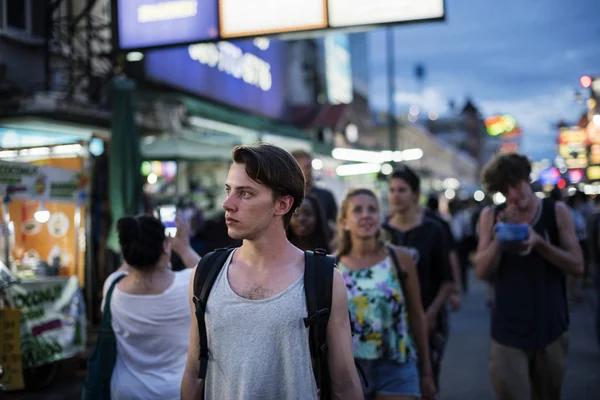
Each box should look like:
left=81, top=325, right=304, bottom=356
left=328, top=0, right=444, bottom=27
left=558, top=127, right=588, bottom=170
left=324, top=33, right=353, bottom=104
left=0, top=161, right=89, bottom=204
left=485, top=114, right=521, bottom=138
left=219, top=0, right=327, bottom=38
left=116, top=0, right=218, bottom=50
left=115, top=0, right=445, bottom=51
left=145, top=39, right=287, bottom=119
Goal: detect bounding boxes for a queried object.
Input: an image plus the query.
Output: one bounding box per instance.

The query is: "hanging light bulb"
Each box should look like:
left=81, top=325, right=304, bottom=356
left=34, top=203, right=50, bottom=223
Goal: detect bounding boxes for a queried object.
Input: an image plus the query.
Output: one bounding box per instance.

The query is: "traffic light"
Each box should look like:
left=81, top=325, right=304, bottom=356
left=581, top=75, right=593, bottom=89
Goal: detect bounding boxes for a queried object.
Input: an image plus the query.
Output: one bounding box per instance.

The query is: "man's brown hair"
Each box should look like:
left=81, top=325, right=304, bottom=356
left=232, top=143, right=305, bottom=227
left=481, top=153, right=532, bottom=194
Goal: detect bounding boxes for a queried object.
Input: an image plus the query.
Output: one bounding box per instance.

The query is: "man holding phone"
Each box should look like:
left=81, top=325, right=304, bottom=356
left=474, top=153, right=583, bottom=400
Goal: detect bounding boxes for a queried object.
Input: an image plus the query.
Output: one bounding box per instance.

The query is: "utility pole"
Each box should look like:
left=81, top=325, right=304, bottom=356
left=414, top=63, right=426, bottom=106
left=387, top=27, right=397, bottom=154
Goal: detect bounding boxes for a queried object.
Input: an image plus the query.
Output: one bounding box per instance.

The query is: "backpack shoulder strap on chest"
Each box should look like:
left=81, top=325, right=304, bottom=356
left=304, top=248, right=335, bottom=399
left=193, top=247, right=236, bottom=380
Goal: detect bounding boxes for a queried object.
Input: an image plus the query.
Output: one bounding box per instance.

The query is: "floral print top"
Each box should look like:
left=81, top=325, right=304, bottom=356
left=339, top=256, right=415, bottom=363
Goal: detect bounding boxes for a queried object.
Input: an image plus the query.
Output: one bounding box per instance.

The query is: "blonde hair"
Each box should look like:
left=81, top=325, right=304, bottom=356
left=336, top=188, right=386, bottom=258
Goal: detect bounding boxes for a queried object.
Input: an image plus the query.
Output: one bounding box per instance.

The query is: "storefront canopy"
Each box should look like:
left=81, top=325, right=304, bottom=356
left=140, top=134, right=237, bottom=161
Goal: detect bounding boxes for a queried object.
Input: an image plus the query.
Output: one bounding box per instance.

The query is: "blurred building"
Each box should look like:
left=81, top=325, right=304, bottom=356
left=362, top=123, right=479, bottom=188
left=425, top=99, right=491, bottom=166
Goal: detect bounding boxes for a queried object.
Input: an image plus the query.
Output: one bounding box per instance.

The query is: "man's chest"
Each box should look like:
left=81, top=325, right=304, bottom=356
left=228, top=268, right=301, bottom=300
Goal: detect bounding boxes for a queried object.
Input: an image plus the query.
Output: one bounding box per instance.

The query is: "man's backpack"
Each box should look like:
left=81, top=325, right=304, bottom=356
left=192, top=247, right=337, bottom=399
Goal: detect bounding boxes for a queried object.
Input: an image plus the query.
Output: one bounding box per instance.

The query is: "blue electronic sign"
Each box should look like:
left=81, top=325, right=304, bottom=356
left=116, top=0, right=218, bottom=51
left=144, top=39, right=287, bottom=120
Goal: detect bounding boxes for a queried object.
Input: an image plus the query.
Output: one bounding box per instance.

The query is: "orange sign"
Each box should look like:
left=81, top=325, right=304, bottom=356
left=7, top=199, right=85, bottom=286
left=558, top=127, right=587, bottom=145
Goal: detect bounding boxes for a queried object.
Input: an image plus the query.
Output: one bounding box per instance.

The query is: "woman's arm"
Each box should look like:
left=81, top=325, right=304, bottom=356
left=474, top=206, right=502, bottom=280
left=171, top=216, right=201, bottom=268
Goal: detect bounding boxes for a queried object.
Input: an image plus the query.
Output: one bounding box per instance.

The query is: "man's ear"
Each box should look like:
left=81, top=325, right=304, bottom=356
left=274, top=195, right=294, bottom=217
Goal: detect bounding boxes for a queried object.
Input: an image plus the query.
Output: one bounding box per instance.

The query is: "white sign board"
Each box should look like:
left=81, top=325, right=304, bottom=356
left=8, top=276, right=87, bottom=368
left=219, top=0, right=327, bottom=38
left=0, top=161, right=88, bottom=204
left=328, top=0, right=444, bottom=27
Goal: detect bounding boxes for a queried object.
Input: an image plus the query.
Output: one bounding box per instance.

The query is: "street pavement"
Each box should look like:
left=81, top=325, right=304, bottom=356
left=440, top=273, right=600, bottom=400
left=6, top=272, right=600, bottom=400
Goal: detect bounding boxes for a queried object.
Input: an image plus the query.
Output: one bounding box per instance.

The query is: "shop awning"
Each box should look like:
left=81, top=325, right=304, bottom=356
left=140, top=134, right=236, bottom=161
left=136, top=90, right=310, bottom=142
left=290, top=104, right=348, bottom=130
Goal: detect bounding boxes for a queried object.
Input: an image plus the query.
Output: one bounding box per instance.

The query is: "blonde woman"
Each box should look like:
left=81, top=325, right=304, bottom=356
left=337, top=188, right=436, bottom=400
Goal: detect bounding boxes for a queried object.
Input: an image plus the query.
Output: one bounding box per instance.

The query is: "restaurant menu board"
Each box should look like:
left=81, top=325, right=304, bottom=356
left=0, top=161, right=88, bottom=204
left=218, top=0, right=327, bottom=38
left=328, top=0, right=444, bottom=27
left=8, top=200, right=86, bottom=286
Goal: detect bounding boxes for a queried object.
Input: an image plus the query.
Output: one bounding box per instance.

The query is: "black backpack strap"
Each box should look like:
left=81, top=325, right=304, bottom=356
left=304, top=248, right=334, bottom=400
left=193, top=247, right=236, bottom=380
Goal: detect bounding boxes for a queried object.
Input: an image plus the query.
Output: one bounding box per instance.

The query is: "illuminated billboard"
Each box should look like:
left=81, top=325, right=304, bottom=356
left=328, top=0, right=444, bottom=28
left=145, top=39, right=287, bottom=119
left=116, top=0, right=219, bottom=50
left=484, top=114, right=521, bottom=138
left=323, top=33, right=353, bottom=104
left=115, top=0, right=445, bottom=51
left=558, top=127, right=588, bottom=170
left=219, top=0, right=328, bottom=38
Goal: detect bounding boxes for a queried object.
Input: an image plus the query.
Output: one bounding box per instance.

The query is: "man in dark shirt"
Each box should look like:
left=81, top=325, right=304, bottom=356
left=425, top=195, right=463, bottom=311
left=475, top=154, right=583, bottom=400
left=291, top=150, right=338, bottom=240
left=382, top=165, right=455, bottom=390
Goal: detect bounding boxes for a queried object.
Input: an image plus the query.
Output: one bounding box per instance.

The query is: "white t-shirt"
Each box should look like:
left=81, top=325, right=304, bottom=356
left=102, top=268, right=193, bottom=400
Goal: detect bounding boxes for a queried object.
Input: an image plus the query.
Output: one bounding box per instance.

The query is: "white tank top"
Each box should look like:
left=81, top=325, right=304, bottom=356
left=102, top=269, right=193, bottom=400
left=204, top=250, right=318, bottom=399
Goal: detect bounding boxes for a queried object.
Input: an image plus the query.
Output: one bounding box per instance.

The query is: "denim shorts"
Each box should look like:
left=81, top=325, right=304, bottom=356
left=357, top=358, right=421, bottom=398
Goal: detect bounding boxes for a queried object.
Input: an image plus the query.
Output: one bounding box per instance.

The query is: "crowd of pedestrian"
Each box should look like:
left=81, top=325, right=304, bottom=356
left=85, top=144, right=598, bottom=400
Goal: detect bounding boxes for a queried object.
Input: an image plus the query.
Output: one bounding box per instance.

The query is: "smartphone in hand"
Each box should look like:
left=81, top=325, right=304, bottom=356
left=158, top=205, right=177, bottom=237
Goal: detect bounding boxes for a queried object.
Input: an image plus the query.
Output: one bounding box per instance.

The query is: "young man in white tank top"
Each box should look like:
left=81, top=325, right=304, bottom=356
left=181, top=143, right=362, bottom=400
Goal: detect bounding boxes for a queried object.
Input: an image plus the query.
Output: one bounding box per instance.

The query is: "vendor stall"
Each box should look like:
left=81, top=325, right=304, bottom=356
left=0, top=160, right=88, bottom=390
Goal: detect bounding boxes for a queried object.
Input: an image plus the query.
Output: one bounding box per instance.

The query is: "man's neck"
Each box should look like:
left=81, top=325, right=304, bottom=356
left=518, top=193, right=540, bottom=215
left=238, top=225, right=301, bottom=270
left=389, top=205, right=422, bottom=230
